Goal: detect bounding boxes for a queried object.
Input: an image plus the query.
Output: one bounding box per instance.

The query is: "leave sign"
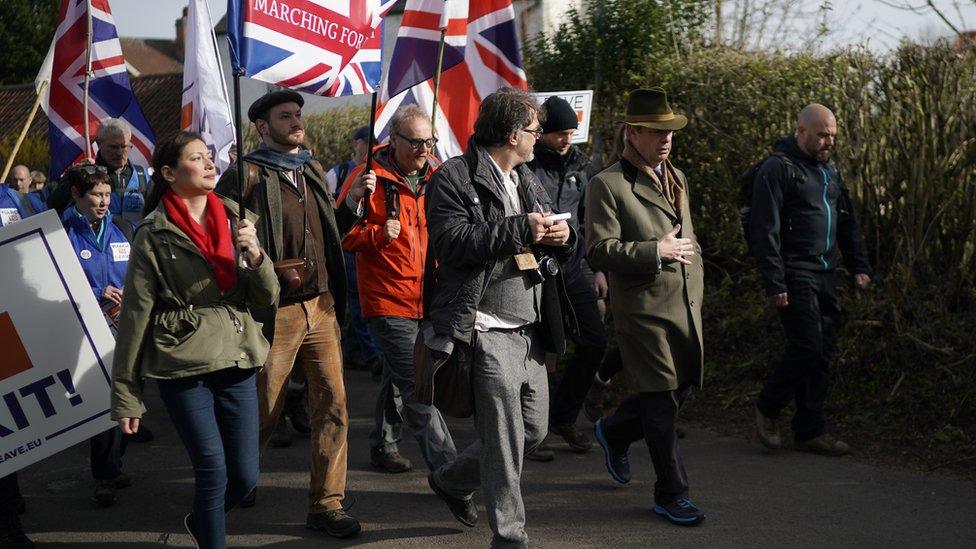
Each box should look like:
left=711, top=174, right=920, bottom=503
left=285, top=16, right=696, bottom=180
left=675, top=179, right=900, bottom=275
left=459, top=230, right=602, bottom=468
left=0, top=211, right=116, bottom=477
left=531, top=90, right=595, bottom=144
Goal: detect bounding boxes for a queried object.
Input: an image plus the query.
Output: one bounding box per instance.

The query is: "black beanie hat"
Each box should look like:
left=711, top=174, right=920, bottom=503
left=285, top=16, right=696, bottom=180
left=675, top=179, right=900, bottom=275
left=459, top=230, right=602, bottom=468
left=541, top=96, right=578, bottom=134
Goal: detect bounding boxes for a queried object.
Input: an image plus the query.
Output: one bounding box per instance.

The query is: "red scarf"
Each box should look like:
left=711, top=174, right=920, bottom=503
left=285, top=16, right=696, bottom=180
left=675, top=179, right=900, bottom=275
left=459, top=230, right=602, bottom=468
left=162, top=189, right=237, bottom=291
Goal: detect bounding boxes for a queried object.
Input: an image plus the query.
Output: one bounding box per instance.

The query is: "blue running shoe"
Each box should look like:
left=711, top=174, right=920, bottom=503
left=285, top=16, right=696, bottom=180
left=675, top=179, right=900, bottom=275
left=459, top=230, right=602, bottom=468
left=653, top=498, right=706, bottom=526
left=594, top=418, right=630, bottom=484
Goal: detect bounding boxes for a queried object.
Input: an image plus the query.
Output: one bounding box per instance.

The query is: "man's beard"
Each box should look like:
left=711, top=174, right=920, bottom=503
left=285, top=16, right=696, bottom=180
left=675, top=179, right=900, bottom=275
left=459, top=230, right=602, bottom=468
left=269, top=126, right=305, bottom=149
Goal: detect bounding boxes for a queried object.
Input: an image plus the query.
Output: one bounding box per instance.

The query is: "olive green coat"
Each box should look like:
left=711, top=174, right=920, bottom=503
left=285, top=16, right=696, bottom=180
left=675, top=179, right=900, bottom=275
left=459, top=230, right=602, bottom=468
left=111, top=197, right=280, bottom=419
left=585, top=160, right=704, bottom=393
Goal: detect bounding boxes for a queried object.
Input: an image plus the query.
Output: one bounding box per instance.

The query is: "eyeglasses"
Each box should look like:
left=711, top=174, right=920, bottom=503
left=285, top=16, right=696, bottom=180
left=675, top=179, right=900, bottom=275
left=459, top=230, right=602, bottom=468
left=104, top=143, right=132, bottom=151
left=521, top=126, right=544, bottom=138
left=395, top=132, right=438, bottom=150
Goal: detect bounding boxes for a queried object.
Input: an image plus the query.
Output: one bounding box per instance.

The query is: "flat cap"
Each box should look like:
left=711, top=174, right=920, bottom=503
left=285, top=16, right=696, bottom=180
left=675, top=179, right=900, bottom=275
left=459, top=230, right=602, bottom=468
left=248, top=90, right=304, bottom=123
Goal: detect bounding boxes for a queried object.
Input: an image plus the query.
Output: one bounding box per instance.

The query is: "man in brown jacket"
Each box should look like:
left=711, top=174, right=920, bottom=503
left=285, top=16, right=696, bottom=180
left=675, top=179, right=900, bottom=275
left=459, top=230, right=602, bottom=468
left=585, top=88, right=706, bottom=526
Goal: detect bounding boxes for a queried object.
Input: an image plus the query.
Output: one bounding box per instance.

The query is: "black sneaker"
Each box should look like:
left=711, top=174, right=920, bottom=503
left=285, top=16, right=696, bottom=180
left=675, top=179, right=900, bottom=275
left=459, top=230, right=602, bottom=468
left=427, top=473, right=477, bottom=527
left=112, top=472, right=133, bottom=489
left=652, top=498, right=705, bottom=526
left=551, top=422, right=593, bottom=452
left=594, top=418, right=630, bottom=484
left=92, top=479, right=117, bottom=508
left=306, top=509, right=362, bottom=538
left=370, top=447, right=412, bottom=473
left=183, top=513, right=200, bottom=548
left=0, top=512, right=34, bottom=548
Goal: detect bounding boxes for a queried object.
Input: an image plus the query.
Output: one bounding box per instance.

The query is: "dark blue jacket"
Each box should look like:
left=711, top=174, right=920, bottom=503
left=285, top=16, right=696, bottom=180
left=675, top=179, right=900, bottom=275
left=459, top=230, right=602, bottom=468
left=749, top=134, right=871, bottom=295
left=62, top=207, right=131, bottom=302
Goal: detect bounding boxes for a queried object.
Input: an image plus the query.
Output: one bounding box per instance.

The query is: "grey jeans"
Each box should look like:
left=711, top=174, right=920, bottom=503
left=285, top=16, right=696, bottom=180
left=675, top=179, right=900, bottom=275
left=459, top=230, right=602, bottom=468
left=433, top=325, right=548, bottom=549
left=367, top=316, right=458, bottom=471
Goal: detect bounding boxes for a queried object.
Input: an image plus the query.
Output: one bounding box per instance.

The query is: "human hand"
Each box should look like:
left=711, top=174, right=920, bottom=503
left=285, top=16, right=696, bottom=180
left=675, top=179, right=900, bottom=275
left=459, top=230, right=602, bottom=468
left=540, top=220, right=570, bottom=246
left=118, top=417, right=140, bottom=435
left=769, top=293, right=789, bottom=308
left=101, top=285, right=123, bottom=305
left=349, top=170, right=377, bottom=203
left=236, top=219, right=263, bottom=266
left=657, top=224, right=694, bottom=265
left=384, top=219, right=401, bottom=241
left=527, top=212, right=553, bottom=244
left=855, top=273, right=871, bottom=290
left=593, top=271, right=608, bottom=300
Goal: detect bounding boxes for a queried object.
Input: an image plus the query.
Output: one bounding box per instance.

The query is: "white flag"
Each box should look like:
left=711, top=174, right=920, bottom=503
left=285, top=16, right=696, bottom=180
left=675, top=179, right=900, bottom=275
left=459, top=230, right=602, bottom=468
left=181, top=0, right=235, bottom=174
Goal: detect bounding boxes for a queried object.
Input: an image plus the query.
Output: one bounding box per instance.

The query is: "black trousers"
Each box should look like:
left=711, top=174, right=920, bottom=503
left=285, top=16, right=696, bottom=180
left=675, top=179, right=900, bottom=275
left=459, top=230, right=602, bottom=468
left=757, top=269, right=841, bottom=441
left=0, top=474, right=20, bottom=520
left=550, top=248, right=608, bottom=425
left=90, top=426, right=126, bottom=480
left=601, top=385, right=692, bottom=504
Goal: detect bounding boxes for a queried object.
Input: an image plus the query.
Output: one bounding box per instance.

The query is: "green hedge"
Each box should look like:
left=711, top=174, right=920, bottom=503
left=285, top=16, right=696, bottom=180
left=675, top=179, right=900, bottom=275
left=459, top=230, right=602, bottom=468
left=531, top=43, right=976, bottom=462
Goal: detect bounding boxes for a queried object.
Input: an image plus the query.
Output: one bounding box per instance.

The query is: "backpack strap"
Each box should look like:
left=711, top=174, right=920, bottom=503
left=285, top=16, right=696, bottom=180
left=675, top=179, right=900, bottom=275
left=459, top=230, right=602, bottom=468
left=385, top=180, right=400, bottom=219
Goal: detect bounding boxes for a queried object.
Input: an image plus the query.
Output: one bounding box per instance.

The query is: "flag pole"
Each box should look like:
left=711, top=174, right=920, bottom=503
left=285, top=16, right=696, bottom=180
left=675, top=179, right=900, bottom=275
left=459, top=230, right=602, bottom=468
left=430, top=26, right=447, bottom=131
left=360, top=91, right=378, bottom=222
left=1, top=81, right=48, bottom=183
left=83, top=0, right=94, bottom=160
left=232, top=69, right=246, bottom=226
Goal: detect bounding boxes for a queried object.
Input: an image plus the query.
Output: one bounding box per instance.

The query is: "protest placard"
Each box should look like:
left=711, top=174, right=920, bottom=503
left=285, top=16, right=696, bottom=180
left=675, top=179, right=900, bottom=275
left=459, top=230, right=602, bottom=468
left=531, top=90, right=595, bottom=144
left=0, top=211, right=116, bottom=477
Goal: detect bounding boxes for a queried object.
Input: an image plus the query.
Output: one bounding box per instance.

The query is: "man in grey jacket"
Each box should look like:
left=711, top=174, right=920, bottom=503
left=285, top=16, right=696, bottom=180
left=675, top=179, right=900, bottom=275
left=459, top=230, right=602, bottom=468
left=424, top=88, right=575, bottom=548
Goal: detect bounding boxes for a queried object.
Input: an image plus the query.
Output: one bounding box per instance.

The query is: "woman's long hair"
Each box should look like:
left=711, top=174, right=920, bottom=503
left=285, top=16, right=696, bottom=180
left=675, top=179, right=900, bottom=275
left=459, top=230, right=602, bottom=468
left=142, top=131, right=205, bottom=216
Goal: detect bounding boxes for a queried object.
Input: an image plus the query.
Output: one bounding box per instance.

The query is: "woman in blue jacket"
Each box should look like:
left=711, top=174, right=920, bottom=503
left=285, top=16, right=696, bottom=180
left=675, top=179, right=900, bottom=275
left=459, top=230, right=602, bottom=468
left=61, top=164, right=133, bottom=508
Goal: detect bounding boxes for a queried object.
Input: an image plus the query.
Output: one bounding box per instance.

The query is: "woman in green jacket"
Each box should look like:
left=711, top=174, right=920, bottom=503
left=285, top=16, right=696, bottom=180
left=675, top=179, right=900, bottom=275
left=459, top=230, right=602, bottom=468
left=111, top=131, right=279, bottom=549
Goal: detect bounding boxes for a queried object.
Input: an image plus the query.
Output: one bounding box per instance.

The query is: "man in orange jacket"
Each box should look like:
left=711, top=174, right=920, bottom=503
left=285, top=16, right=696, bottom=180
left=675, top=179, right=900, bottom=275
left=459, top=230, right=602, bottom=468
left=339, top=105, right=458, bottom=473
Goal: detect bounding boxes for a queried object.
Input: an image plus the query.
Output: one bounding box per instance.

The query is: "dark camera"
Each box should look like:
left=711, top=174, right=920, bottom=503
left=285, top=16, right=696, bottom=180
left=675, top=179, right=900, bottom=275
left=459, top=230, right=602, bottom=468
left=527, top=254, right=559, bottom=285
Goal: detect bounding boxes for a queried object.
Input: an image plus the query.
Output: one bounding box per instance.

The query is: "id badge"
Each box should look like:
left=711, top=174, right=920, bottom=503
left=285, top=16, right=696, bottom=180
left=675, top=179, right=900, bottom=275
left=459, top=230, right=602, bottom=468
left=514, top=251, right=539, bottom=271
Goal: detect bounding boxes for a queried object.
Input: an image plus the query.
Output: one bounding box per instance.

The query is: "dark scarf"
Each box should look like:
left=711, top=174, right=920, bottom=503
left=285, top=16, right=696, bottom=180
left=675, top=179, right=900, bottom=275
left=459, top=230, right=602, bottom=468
left=244, top=143, right=312, bottom=172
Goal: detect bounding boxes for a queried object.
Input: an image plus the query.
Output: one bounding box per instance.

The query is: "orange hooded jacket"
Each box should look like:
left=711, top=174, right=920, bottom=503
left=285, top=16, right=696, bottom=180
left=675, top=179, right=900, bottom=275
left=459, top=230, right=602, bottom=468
left=338, top=144, right=434, bottom=319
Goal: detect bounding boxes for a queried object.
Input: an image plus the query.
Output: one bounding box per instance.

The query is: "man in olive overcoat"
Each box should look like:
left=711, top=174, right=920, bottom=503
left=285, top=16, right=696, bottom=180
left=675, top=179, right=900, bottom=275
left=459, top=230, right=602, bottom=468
left=585, top=87, right=706, bottom=526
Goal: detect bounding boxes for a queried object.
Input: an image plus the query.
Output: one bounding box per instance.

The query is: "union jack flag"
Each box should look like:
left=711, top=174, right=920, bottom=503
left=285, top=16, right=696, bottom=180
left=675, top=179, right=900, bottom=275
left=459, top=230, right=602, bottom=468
left=227, top=0, right=398, bottom=96
left=376, top=0, right=528, bottom=160
left=40, top=0, right=155, bottom=179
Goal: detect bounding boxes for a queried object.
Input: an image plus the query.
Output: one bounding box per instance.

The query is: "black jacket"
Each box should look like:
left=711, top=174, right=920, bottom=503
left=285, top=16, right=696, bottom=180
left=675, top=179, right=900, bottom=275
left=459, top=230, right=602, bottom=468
left=216, top=158, right=358, bottom=340
left=749, top=134, right=871, bottom=295
left=527, top=143, right=593, bottom=235
left=424, top=140, right=577, bottom=351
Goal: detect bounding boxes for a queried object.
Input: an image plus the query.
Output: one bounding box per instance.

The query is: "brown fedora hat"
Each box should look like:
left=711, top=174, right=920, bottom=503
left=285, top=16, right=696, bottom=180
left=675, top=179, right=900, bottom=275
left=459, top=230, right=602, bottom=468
left=624, top=87, right=687, bottom=131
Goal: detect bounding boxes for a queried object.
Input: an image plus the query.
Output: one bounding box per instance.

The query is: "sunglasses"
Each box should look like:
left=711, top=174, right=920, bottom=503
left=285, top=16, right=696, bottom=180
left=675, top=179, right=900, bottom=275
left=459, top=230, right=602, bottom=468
left=74, top=164, right=108, bottom=175
left=396, top=132, right=438, bottom=150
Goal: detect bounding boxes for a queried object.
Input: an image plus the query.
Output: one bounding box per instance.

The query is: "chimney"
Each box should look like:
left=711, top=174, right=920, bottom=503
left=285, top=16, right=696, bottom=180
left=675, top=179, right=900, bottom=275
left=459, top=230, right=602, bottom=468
left=175, top=6, right=188, bottom=60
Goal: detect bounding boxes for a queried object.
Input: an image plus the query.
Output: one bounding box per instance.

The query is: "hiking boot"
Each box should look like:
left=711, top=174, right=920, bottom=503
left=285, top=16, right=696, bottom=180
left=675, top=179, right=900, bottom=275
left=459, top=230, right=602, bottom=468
left=306, top=509, right=362, bottom=538
left=428, top=473, right=477, bottom=527
left=0, top=512, right=34, bottom=548
left=755, top=405, right=782, bottom=450
left=370, top=447, right=412, bottom=473
left=269, top=415, right=292, bottom=448
left=653, top=498, right=706, bottom=526
left=92, top=479, right=116, bottom=508
left=183, top=513, right=199, bottom=548
left=796, top=434, right=850, bottom=456
left=126, top=425, right=154, bottom=443
left=240, top=487, right=256, bottom=508
left=525, top=440, right=555, bottom=462
left=551, top=422, right=593, bottom=452
left=583, top=381, right=605, bottom=423
left=594, top=418, right=630, bottom=483
left=284, top=387, right=311, bottom=436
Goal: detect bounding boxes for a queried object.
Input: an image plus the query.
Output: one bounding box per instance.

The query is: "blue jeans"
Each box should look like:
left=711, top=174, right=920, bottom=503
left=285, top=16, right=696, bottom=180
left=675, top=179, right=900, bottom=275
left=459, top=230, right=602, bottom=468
left=342, top=250, right=382, bottom=362
left=157, top=368, right=259, bottom=549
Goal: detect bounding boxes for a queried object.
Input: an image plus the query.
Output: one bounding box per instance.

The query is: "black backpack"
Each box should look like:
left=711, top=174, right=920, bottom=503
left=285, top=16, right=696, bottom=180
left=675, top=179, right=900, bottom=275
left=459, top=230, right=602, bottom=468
left=738, top=152, right=795, bottom=252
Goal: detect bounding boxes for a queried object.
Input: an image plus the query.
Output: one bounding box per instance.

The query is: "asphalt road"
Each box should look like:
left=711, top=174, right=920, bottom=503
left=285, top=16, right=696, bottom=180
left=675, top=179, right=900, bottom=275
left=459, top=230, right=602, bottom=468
left=14, top=370, right=976, bottom=548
